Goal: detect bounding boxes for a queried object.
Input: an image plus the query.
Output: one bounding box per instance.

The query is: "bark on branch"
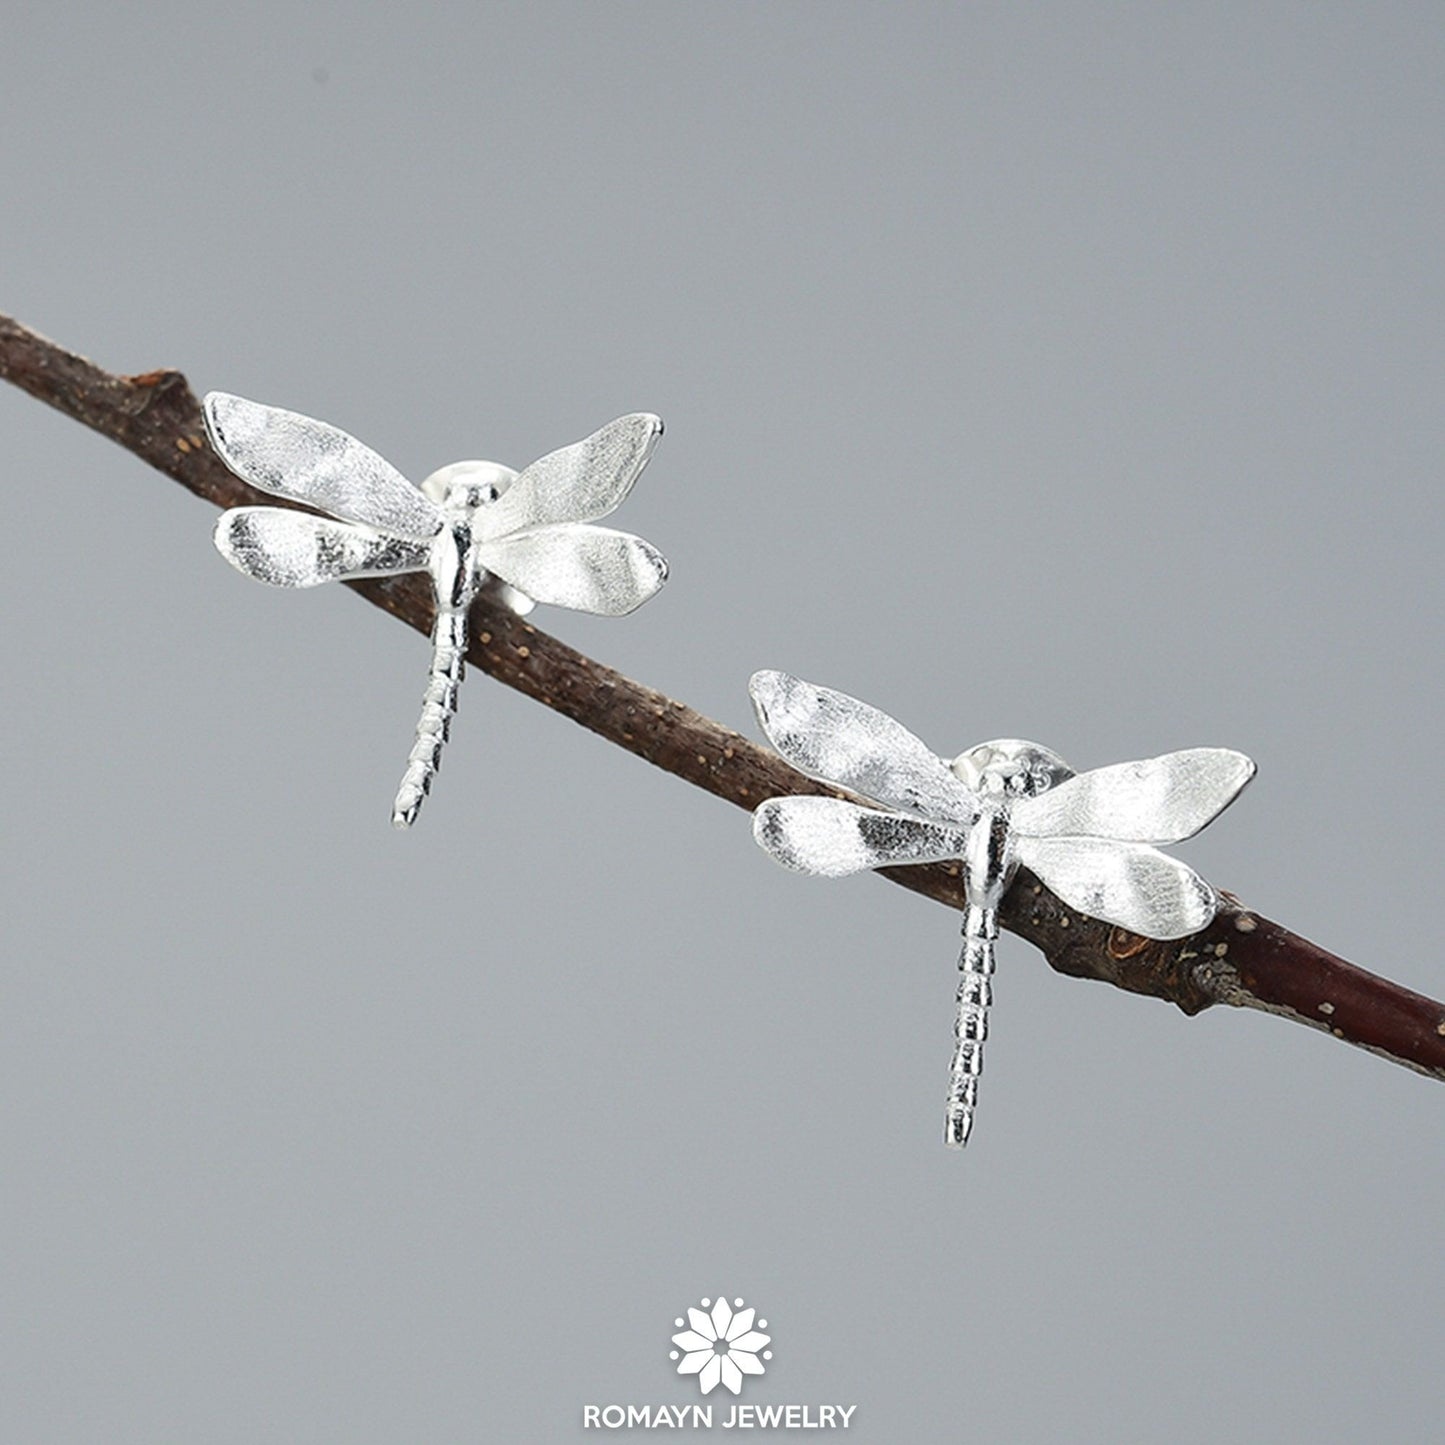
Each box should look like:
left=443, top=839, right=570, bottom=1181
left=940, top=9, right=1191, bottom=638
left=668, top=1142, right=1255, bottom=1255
left=4, top=313, right=1443, bottom=1083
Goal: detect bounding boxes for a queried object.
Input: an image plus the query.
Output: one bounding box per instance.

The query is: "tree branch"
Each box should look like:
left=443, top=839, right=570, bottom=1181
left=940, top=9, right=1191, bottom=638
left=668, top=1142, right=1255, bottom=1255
left=4, top=313, right=1443, bottom=1083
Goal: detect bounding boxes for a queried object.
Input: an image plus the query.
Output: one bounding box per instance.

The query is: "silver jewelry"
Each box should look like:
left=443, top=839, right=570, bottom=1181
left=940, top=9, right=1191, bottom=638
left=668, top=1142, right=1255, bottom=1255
left=747, top=671, right=1255, bottom=1149
left=204, top=394, right=669, bottom=827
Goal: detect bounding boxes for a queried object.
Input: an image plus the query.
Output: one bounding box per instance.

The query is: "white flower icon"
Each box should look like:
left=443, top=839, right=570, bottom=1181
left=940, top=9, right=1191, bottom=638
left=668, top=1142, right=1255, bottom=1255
left=669, top=1296, right=772, bottom=1396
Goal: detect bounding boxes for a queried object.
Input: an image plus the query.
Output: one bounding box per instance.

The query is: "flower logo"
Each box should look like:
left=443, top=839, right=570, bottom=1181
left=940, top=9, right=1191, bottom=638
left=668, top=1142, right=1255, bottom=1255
left=669, top=1296, right=772, bottom=1396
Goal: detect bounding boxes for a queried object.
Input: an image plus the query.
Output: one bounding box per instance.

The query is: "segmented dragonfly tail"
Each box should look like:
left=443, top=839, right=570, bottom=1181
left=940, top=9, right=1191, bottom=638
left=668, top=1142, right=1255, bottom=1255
left=945, top=902, right=996, bottom=1148
left=392, top=605, right=469, bottom=829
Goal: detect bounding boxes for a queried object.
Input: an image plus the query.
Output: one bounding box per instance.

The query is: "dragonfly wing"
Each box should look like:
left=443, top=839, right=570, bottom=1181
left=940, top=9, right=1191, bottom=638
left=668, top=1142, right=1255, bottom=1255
left=1011, top=748, right=1255, bottom=844
left=749, top=671, right=977, bottom=823
left=1016, top=835, right=1217, bottom=939
left=478, top=413, right=663, bottom=539
left=215, top=507, right=432, bottom=588
left=473, top=524, right=668, bottom=616
left=753, top=796, right=965, bottom=878
left=204, top=392, right=442, bottom=539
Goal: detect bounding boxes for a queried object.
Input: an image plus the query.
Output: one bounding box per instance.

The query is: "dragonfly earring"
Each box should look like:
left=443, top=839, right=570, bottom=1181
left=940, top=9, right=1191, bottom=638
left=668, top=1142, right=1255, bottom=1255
left=204, top=394, right=669, bottom=827
left=747, top=671, right=1255, bottom=1148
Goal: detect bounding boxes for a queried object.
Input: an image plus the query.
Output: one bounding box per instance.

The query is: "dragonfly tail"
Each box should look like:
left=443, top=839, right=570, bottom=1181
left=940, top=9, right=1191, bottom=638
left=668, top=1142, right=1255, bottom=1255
left=945, top=904, right=996, bottom=1149
left=392, top=605, right=469, bottom=828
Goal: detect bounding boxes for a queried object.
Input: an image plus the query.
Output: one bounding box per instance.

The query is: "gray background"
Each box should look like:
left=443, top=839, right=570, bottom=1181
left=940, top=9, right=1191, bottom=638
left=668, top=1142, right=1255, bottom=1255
left=3, top=4, right=1442, bottom=1441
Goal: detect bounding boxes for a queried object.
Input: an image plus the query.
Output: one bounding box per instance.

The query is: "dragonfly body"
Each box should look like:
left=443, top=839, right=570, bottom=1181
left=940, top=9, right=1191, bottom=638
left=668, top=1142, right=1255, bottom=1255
left=748, top=672, right=1254, bottom=1149
left=946, top=740, right=1071, bottom=1146
left=204, top=394, right=668, bottom=827
left=390, top=461, right=513, bottom=828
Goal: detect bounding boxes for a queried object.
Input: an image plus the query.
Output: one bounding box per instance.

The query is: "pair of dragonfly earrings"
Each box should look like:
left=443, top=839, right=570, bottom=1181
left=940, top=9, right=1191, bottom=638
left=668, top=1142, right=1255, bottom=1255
left=206, top=394, right=1255, bottom=1149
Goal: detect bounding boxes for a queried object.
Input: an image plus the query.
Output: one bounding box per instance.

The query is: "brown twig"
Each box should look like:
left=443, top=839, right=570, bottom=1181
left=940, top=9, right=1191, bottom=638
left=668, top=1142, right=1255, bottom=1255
left=4, top=313, right=1443, bottom=1083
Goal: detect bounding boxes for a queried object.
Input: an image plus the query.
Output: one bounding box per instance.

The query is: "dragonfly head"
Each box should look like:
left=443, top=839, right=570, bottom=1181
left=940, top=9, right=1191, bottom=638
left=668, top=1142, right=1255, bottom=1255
left=421, top=460, right=519, bottom=517
left=951, top=740, right=1074, bottom=800
left=419, top=460, right=535, bottom=614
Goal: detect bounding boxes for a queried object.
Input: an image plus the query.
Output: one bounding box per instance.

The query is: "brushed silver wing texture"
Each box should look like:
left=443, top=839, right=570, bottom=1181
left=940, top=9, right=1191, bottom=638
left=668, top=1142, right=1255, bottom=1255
left=1011, top=748, right=1254, bottom=843
left=753, top=796, right=966, bottom=878
left=214, top=508, right=433, bottom=588
left=204, top=392, right=442, bottom=540
left=1016, top=834, right=1217, bottom=938
left=477, top=413, right=663, bottom=540
left=473, top=524, right=668, bottom=616
left=749, top=671, right=978, bottom=822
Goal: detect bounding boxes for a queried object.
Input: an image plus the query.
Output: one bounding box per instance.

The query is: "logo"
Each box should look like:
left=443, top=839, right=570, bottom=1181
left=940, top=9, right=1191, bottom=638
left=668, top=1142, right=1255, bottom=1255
left=669, top=1296, right=772, bottom=1396
left=580, top=1291, right=858, bottom=1431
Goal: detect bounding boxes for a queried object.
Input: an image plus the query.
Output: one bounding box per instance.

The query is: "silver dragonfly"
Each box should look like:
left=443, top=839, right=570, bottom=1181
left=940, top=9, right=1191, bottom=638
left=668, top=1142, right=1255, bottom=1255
left=204, top=393, right=669, bottom=828
left=747, top=670, right=1255, bottom=1148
